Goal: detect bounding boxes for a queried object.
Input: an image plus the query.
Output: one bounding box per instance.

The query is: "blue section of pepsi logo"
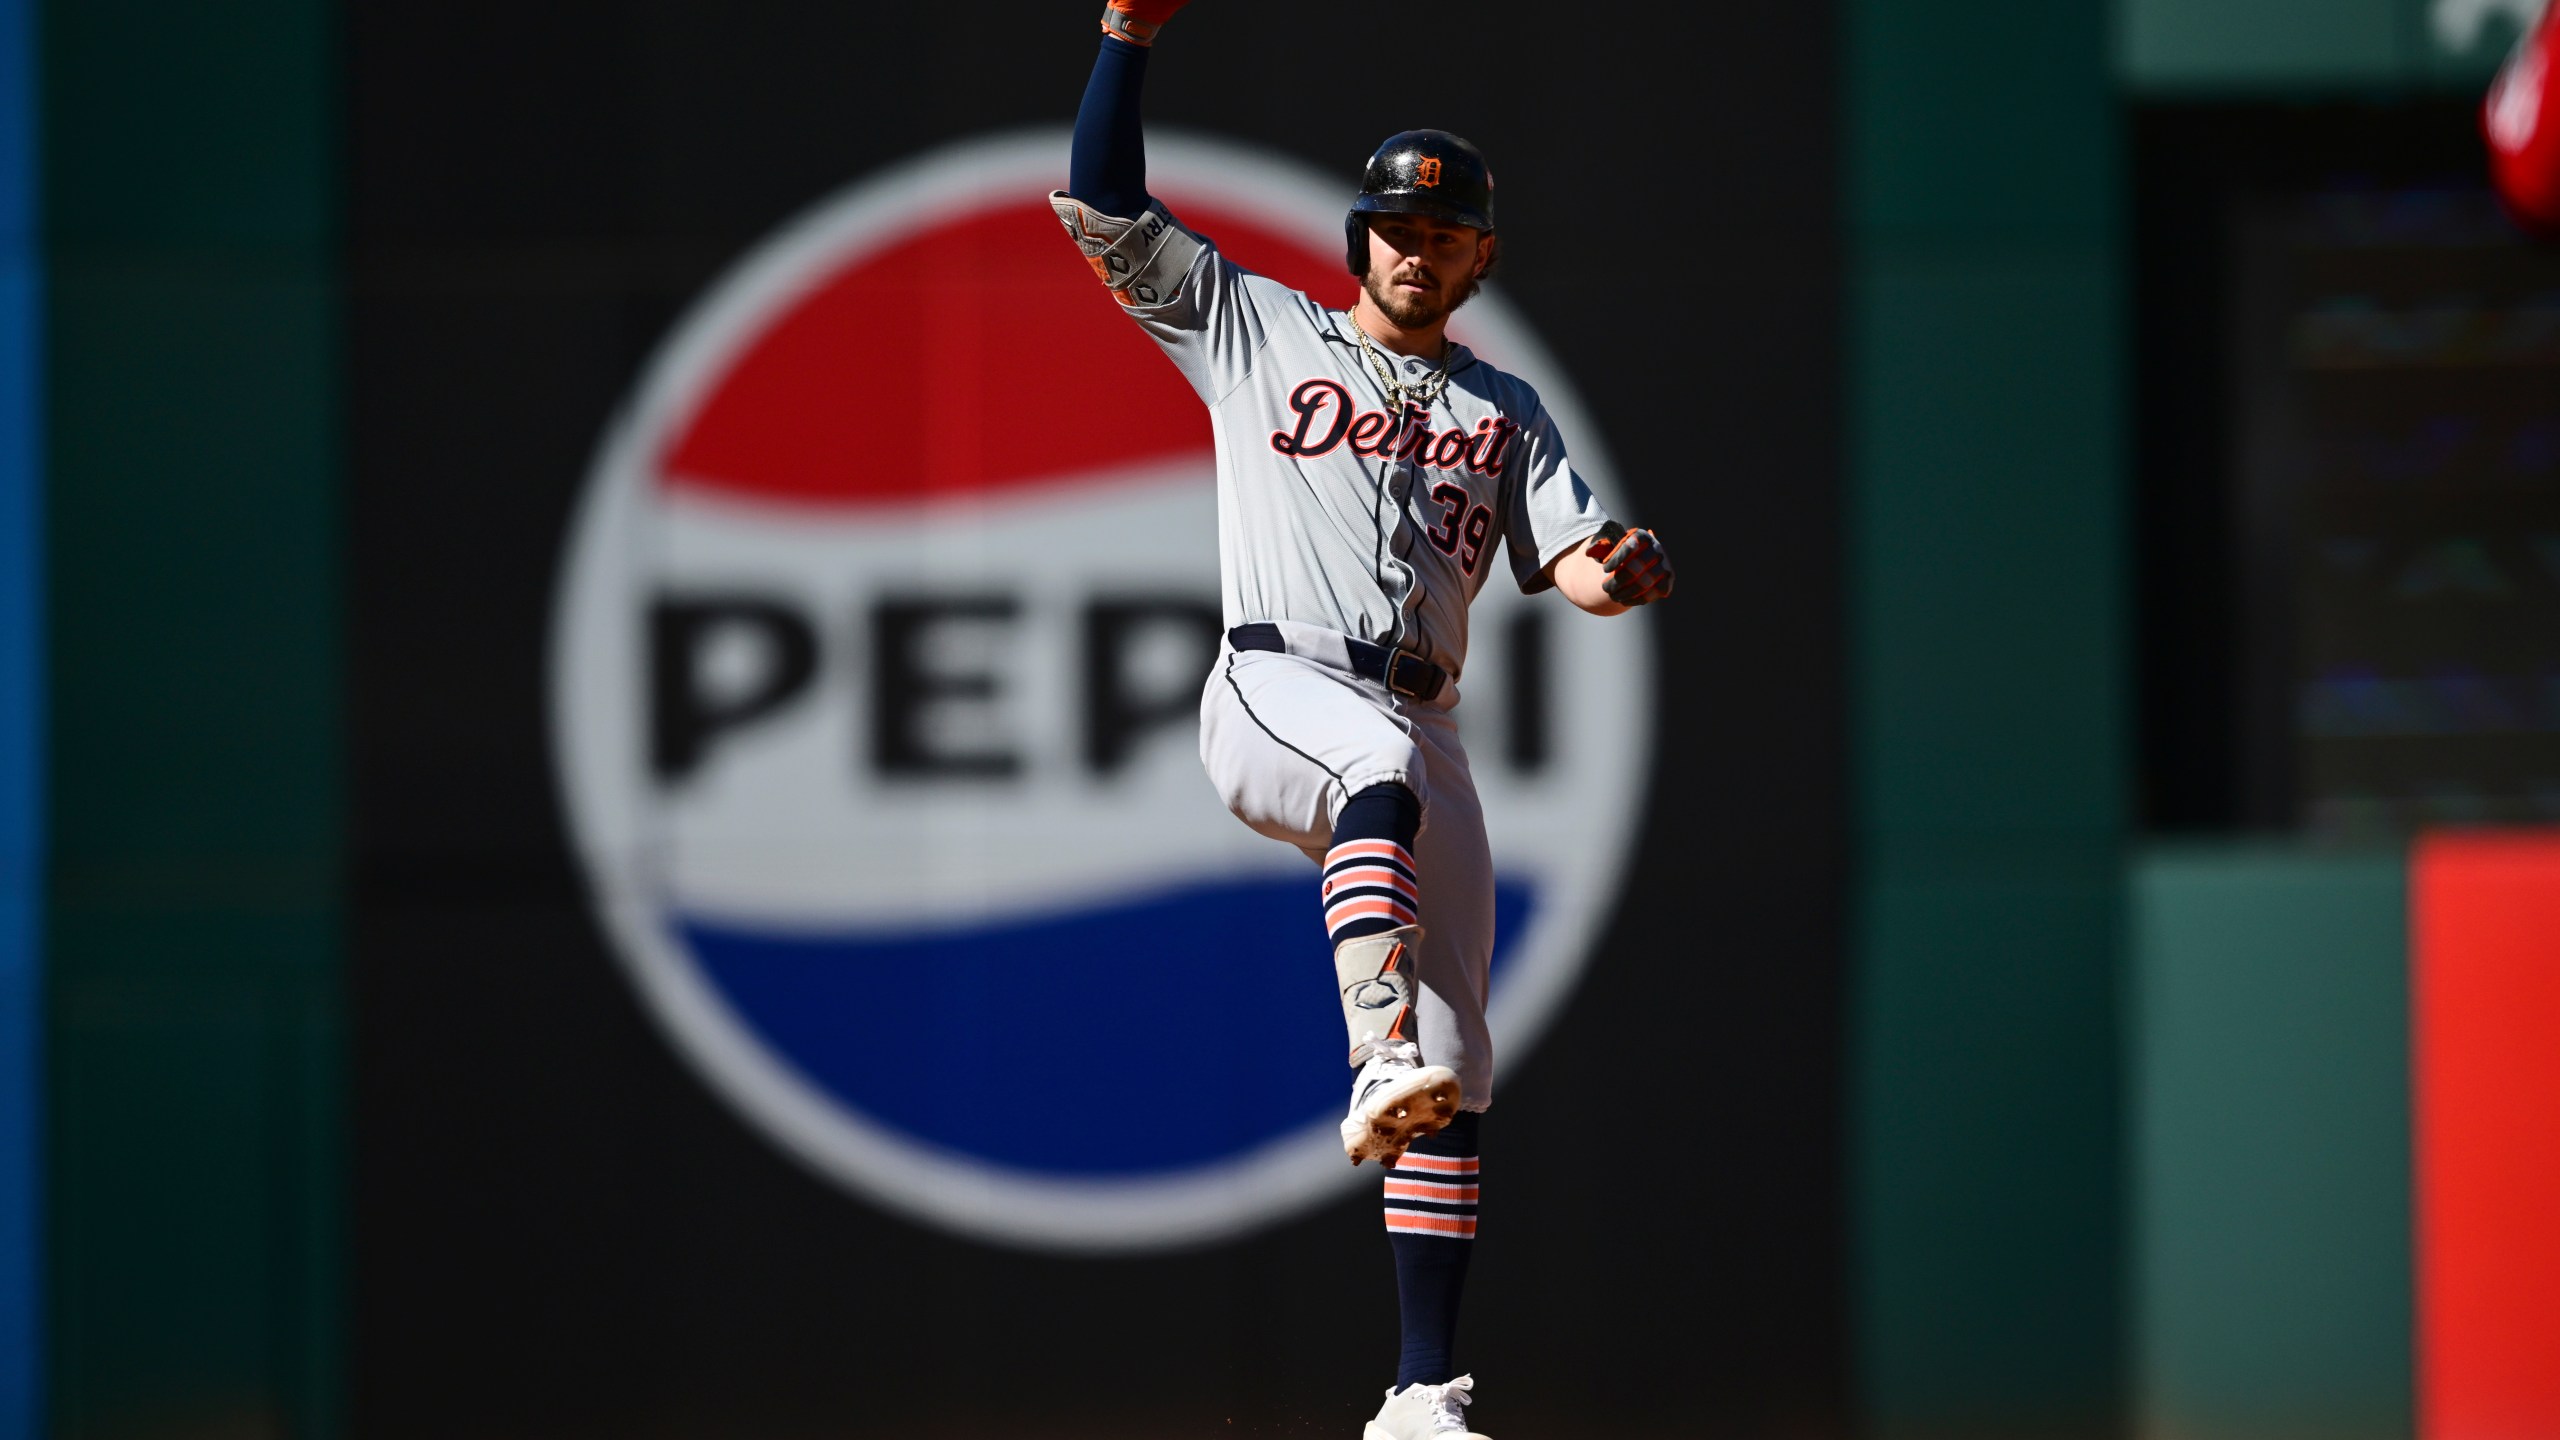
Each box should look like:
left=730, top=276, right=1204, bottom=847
left=681, top=875, right=1535, bottom=1177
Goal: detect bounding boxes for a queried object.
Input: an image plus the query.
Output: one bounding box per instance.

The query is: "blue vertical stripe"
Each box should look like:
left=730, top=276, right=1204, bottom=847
left=0, top=0, right=39, bottom=1430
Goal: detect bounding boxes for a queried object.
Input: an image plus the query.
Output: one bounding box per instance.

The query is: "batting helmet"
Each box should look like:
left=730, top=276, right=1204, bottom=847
left=1344, top=130, right=1497, bottom=276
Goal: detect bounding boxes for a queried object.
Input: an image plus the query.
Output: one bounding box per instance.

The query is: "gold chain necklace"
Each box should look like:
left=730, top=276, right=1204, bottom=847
left=1348, top=314, right=1454, bottom=413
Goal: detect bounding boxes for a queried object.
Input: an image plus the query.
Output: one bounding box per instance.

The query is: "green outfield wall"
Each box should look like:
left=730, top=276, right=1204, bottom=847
left=2128, top=846, right=2411, bottom=1440
left=1847, top=0, right=2129, bottom=1432
left=40, top=0, right=342, bottom=1433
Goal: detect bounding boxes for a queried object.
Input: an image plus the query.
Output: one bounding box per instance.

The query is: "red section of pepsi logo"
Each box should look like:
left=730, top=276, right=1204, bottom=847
left=662, top=199, right=1358, bottom=506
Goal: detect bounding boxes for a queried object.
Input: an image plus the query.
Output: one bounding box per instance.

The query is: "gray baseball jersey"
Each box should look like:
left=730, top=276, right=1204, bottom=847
left=1072, top=200, right=1614, bottom=677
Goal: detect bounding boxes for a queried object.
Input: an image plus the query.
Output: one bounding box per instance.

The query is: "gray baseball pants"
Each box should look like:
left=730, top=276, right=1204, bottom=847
left=1197, top=627, right=1496, bottom=1112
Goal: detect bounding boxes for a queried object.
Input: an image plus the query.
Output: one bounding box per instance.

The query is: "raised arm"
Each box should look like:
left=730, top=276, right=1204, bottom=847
left=1050, top=0, right=1264, bottom=392
left=1067, top=2, right=1188, bottom=213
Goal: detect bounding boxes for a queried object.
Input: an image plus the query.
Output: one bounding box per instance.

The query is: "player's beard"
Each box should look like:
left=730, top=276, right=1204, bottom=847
left=1364, top=261, right=1476, bottom=330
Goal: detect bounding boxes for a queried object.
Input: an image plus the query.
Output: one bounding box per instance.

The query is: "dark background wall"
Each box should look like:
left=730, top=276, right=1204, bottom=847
left=41, top=0, right=341, bottom=1435
left=344, top=4, right=1845, bottom=1438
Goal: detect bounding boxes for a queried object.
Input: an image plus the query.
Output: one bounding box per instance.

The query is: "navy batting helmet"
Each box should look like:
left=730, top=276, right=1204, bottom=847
left=1344, top=130, right=1497, bottom=276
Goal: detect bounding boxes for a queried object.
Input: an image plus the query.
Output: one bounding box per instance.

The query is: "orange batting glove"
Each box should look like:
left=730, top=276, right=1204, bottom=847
left=1584, top=524, right=1674, bottom=606
left=1101, top=0, right=1189, bottom=46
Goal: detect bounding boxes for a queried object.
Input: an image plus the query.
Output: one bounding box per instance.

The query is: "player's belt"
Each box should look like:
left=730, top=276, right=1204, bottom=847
left=1227, top=622, right=1449, bottom=703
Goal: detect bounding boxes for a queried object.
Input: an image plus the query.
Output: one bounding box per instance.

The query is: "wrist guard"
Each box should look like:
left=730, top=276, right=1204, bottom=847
left=1100, top=0, right=1187, bottom=46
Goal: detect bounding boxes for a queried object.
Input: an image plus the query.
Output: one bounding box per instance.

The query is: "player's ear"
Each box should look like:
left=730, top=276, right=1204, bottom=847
left=1473, top=232, right=1501, bottom=281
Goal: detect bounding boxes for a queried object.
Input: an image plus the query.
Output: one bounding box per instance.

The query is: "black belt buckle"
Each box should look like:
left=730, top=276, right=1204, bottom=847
left=1385, top=650, right=1444, bottom=702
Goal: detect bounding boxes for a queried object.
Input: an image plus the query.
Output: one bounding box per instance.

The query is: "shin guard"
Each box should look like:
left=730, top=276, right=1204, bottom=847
left=1335, top=924, right=1423, bottom=1064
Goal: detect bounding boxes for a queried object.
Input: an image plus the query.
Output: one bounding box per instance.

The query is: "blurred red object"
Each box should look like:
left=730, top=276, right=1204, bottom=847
left=2415, top=831, right=2560, bottom=1440
left=2485, top=3, right=2560, bottom=239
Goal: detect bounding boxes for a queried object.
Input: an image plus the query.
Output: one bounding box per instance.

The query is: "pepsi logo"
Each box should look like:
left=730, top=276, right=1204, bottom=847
left=551, top=130, right=1653, bottom=1252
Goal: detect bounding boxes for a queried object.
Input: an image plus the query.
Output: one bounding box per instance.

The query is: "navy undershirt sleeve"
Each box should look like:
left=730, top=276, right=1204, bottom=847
left=1068, top=34, right=1151, bottom=216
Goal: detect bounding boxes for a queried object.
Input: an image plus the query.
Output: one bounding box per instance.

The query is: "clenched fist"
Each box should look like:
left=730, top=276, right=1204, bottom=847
left=1585, top=524, right=1674, bottom=606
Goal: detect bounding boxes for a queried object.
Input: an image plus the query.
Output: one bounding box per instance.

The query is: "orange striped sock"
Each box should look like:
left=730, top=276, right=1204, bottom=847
left=1327, top=782, right=1422, bottom=943
left=1386, top=1110, right=1478, bottom=1388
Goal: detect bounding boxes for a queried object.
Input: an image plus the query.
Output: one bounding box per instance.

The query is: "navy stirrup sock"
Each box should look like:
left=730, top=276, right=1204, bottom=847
left=1325, top=783, right=1422, bottom=946
left=1385, top=1109, right=1479, bottom=1389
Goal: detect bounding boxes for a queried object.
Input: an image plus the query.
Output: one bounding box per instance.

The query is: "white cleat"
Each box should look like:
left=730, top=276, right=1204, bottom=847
left=1363, top=1373, right=1490, bottom=1439
left=1340, top=1039, right=1461, bottom=1167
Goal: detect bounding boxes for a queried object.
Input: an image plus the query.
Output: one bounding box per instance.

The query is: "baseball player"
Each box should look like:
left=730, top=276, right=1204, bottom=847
left=1053, top=3, right=1672, bottom=1435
